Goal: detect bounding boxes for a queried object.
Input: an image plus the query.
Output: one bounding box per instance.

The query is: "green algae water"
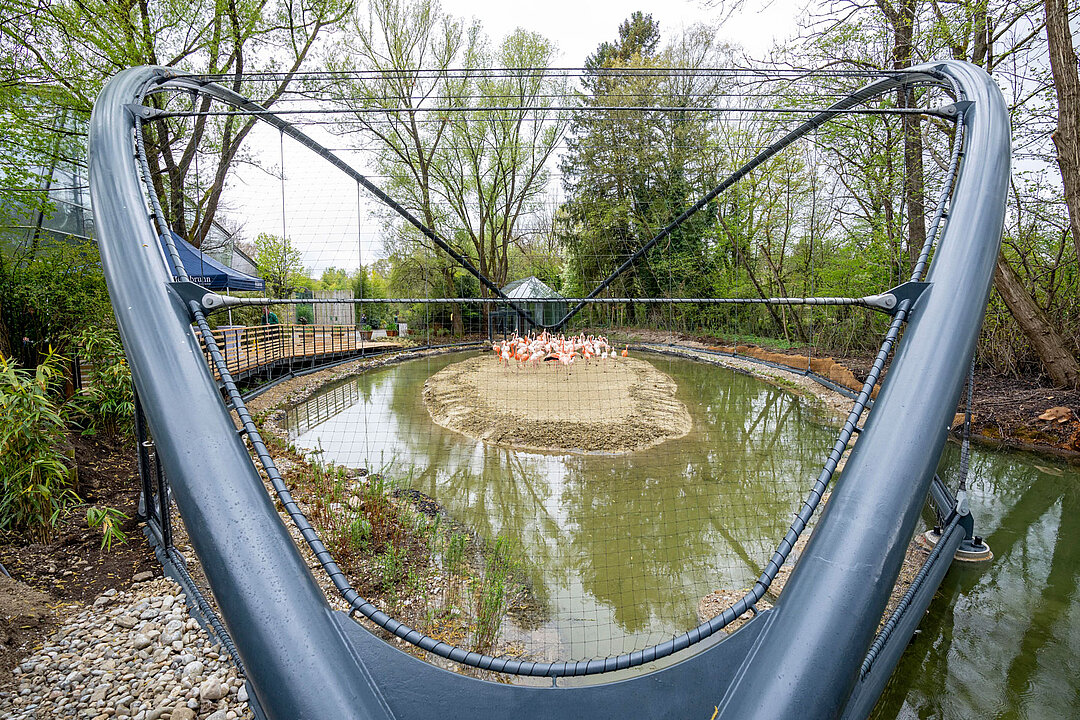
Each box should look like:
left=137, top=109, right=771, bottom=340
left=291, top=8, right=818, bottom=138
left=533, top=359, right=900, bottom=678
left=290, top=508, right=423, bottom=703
left=287, top=350, right=835, bottom=661
left=872, top=445, right=1080, bottom=719
left=286, top=351, right=1080, bottom=714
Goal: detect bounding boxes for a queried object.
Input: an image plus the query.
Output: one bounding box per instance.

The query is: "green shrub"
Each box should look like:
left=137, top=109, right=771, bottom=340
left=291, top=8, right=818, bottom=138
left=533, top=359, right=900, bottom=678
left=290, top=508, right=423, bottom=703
left=86, top=505, right=128, bottom=550
left=348, top=516, right=372, bottom=550
left=66, top=327, right=133, bottom=436
left=0, top=351, right=79, bottom=540
left=0, top=239, right=112, bottom=367
left=378, top=542, right=408, bottom=593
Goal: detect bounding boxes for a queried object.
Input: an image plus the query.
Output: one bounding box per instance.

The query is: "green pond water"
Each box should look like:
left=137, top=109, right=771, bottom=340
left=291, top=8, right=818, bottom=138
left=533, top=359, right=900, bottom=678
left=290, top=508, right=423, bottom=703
left=873, top=445, right=1080, bottom=719
left=287, top=351, right=1080, bottom=715
left=287, top=350, right=836, bottom=661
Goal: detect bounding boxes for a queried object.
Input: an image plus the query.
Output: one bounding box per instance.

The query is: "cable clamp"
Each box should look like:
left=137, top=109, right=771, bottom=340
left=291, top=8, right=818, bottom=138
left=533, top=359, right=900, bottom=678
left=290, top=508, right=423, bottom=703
left=167, top=281, right=227, bottom=315
left=124, top=103, right=167, bottom=120
left=936, top=100, right=973, bottom=119
left=861, top=281, right=930, bottom=315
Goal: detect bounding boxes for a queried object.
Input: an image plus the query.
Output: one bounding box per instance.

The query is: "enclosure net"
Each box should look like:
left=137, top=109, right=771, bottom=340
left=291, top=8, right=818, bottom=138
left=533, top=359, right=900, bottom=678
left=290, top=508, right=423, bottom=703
left=138, top=65, right=964, bottom=671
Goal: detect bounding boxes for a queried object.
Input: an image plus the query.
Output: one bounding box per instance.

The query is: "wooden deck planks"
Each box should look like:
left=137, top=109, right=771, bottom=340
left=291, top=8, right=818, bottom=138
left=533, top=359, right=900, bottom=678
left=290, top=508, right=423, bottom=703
left=195, top=324, right=402, bottom=380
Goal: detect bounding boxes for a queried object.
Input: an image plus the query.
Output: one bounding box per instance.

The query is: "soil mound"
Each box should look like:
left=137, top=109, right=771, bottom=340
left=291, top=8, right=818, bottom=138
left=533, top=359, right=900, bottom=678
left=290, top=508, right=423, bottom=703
left=424, top=354, right=691, bottom=454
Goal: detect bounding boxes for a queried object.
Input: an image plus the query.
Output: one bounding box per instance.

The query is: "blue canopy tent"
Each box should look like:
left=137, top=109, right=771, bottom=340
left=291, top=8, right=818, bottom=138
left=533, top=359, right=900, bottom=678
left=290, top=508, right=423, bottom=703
left=159, top=231, right=265, bottom=291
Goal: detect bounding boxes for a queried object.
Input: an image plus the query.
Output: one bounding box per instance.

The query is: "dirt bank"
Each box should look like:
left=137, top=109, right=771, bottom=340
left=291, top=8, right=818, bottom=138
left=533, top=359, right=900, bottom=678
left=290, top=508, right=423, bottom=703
left=618, top=328, right=1080, bottom=461
left=423, top=354, right=692, bottom=454
left=0, top=432, right=158, bottom=691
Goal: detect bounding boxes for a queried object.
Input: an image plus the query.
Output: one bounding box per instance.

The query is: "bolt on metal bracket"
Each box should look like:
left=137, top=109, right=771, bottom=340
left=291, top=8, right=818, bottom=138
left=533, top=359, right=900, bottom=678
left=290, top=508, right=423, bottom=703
left=168, top=281, right=228, bottom=315
left=861, top=281, right=930, bottom=315
left=124, top=103, right=168, bottom=120
left=934, top=100, right=973, bottom=119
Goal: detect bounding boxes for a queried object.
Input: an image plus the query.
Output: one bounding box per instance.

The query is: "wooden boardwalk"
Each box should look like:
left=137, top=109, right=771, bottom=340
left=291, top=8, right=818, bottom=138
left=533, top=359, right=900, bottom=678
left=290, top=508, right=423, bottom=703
left=195, top=324, right=401, bottom=381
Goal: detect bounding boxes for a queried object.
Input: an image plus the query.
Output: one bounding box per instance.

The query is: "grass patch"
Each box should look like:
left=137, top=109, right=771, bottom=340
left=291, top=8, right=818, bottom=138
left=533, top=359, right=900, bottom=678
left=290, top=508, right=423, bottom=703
left=252, top=417, right=529, bottom=657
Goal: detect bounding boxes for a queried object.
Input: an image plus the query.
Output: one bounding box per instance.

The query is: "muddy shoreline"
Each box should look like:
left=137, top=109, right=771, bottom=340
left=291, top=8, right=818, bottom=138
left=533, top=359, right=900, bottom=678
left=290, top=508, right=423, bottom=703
left=617, top=328, right=1080, bottom=462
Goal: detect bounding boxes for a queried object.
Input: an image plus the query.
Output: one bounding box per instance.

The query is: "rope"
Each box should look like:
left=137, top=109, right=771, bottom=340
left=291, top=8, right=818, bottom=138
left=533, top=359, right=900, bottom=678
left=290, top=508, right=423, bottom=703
left=858, top=513, right=961, bottom=678
left=134, top=117, right=186, bottom=281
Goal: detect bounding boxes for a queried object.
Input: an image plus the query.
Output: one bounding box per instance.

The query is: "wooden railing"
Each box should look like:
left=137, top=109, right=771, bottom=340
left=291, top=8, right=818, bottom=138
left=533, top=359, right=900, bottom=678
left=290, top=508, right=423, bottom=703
left=195, top=324, right=396, bottom=380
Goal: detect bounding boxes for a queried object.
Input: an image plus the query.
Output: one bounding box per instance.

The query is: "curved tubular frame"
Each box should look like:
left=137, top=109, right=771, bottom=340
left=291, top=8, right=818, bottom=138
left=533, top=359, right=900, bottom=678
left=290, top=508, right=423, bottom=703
left=89, top=60, right=1008, bottom=719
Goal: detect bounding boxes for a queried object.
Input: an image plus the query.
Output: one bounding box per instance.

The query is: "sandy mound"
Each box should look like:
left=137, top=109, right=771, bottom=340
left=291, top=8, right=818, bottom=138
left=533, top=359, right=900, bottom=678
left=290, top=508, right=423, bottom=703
left=423, top=354, right=692, bottom=454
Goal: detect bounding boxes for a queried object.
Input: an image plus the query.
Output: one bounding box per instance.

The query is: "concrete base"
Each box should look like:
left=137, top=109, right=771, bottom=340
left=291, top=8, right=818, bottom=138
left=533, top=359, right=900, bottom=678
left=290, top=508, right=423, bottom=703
left=919, top=530, right=994, bottom=562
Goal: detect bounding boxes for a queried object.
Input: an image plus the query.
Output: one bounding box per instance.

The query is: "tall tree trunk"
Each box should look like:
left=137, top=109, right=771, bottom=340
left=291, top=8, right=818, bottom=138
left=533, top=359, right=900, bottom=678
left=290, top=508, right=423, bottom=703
left=894, top=0, right=925, bottom=272
left=902, top=104, right=926, bottom=271
left=994, top=253, right=1080, bottom=387
left=443, top=266, right=464, bottom=337
left=1045, top=0, right=1080, bottom=265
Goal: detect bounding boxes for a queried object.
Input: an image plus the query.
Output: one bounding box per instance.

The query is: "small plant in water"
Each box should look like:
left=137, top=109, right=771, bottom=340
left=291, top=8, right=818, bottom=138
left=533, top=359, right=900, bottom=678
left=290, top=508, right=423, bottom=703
left=471, top=536, right=517, bottom=653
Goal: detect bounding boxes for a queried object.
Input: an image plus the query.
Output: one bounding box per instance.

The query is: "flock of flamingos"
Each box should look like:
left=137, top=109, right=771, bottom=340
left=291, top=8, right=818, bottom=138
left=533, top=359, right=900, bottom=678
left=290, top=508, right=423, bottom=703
left=491, top=331, right=629, bottom=374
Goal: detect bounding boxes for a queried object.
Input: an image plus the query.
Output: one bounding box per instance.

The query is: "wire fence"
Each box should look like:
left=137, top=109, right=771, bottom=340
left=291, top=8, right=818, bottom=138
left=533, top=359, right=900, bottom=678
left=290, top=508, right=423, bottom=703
left=129, top=63, right=971, bottom=676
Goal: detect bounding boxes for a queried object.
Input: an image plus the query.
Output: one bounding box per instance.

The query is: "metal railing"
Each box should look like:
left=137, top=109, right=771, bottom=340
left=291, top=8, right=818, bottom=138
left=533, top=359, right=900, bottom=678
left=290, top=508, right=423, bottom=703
left=192, top=323, right=398, bottom=380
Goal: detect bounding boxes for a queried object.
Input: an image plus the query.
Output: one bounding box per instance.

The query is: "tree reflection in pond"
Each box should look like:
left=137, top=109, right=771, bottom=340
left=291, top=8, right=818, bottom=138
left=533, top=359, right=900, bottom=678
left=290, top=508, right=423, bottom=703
left=288, top=352, right=835, bottom=661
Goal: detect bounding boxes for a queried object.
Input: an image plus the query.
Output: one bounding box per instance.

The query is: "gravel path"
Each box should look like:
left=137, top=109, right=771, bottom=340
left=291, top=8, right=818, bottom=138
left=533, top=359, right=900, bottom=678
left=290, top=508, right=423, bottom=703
left=0, top=577, right=252, bottom=720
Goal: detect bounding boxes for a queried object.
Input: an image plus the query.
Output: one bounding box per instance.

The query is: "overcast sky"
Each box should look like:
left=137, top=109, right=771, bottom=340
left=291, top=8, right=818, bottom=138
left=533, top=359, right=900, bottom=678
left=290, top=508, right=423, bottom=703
left=438, top=0, right=801, bottom=63
left=221, top=0, right=804, bottom=275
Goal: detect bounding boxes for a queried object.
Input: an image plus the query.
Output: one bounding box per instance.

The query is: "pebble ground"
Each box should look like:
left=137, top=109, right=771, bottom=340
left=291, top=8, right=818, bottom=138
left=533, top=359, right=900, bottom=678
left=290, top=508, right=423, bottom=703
left=0, top=576, right=252, bottom=720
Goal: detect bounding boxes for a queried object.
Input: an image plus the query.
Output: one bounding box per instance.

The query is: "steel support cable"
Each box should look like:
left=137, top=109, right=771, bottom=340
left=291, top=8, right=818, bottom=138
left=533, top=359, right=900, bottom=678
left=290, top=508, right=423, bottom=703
left=740, top=300, right=911, bottom=603
left=159, top=542, right=246, bottom=675
left=188, top=305, right=369, bottom=614
left=858, top=355, right=977, bottom=679
left=92, top=61, right=1008, bottom=718
left=554, top=72, right=951, bottom=331
left=857, top=512, right=961, bottom=678
left=212, top=295, right=879, bottom=307
left=142, top=74, right=537, bottom=331
left=154, top=105, right=946, bottom=119
left=958, top=355, right=976, bottom=491
left=191, top=66, right=933, bottom=81
left=142, top=64, right=945, bottom=678
left=134, top=116, right=187, bottom=282
left=141, top=69, right=947, bottom=334
left=911, top=77, right=966, bottom=282
left=188, top=280, right=911, bottom=676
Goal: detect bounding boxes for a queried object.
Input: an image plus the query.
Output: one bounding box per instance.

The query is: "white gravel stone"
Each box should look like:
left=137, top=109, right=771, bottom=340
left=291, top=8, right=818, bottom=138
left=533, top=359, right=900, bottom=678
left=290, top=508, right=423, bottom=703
left=199, top=676, right=225, bottom=701
left=0, top=578, right=253, bottom=720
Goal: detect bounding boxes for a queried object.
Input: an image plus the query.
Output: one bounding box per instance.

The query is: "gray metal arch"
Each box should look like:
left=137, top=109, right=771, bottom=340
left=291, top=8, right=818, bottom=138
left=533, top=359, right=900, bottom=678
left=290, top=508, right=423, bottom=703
left=89, top=60, right=1008, bottom=718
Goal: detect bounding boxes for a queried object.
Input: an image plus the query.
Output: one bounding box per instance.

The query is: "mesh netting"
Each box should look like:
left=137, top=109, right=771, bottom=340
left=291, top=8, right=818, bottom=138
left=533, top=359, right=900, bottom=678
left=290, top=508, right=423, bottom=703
left=138, top=64, right=962, bottom=671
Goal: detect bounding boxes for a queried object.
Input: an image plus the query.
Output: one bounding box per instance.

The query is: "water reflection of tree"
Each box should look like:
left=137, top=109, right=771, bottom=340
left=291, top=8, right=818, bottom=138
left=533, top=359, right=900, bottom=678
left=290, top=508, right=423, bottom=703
left=562, top=365, right=833, bottom=643
left=871, top=450, right=1080, bottom=719
left=304, top=353, right=838, bottom=656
